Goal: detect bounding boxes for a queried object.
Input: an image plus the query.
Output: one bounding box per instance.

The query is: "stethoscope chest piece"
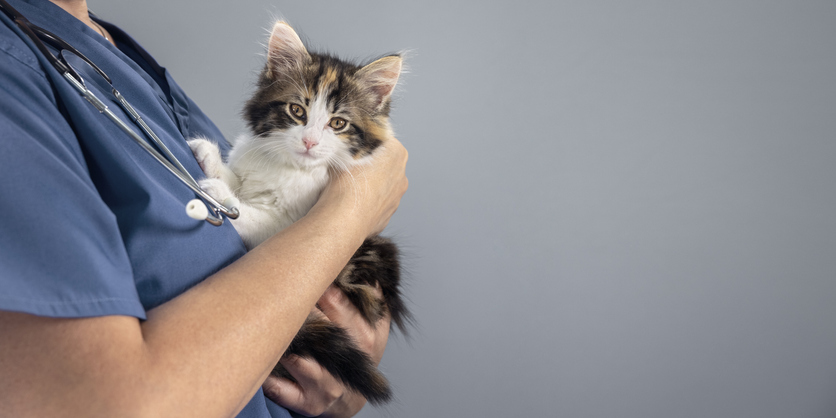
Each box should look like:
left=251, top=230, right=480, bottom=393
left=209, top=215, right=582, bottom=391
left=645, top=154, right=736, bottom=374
left=0, top=0, right=240, bottom=226
left=186, top=197, right=240, bottom=225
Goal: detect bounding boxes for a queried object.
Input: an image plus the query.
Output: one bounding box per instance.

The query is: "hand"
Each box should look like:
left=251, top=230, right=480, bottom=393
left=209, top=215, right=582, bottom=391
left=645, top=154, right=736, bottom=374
left=263, top=286, right=391, bottom=417
left=319, top=137, right=408, bottom=236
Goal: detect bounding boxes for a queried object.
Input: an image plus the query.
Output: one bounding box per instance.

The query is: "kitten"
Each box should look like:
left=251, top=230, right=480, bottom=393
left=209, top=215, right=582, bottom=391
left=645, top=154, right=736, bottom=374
left=188, top=21, right=409, bottom=404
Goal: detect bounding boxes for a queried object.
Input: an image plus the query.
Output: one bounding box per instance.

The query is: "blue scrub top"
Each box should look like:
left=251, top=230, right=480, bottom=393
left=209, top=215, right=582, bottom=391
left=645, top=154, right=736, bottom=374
left=0, top=1, right=292, bottom=416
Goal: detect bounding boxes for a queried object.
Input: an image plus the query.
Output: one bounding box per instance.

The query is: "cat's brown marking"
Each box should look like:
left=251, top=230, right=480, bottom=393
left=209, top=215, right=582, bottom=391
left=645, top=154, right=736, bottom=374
left=232, top=21, right=409, bottom=405
left=320, top=66, right=339, bottom=91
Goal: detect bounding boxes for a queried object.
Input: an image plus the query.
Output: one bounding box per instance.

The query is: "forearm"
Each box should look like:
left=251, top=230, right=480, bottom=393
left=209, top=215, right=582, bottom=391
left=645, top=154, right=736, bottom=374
left=0, top=199, right=368, bottom=418
left=0, top=139, right=407, bottom=417
left=140, top=199, right=369, bottom=415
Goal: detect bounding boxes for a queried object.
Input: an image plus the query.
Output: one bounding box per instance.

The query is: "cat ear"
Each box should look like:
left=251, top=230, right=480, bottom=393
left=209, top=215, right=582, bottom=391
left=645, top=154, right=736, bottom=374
left=356, top=55, right=402, bottom=109
left=266, top=21, right=309, bottom=77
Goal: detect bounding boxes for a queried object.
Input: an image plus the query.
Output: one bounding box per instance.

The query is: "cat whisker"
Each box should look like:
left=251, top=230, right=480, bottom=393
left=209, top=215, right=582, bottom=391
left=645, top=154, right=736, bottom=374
left=208, top=20, right=407, bottom=403
left=328, top=155, right=366, bottom=213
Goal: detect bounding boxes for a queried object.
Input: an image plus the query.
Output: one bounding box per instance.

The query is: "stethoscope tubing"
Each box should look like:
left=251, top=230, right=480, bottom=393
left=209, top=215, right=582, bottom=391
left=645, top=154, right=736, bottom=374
left=1, top=0, right=240, bottom=226
left=62, top=72, right=239, bottom=225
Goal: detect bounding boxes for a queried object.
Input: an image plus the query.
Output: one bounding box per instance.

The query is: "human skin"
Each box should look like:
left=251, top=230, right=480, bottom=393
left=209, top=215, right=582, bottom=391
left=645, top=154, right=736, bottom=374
left=0, top=2, right=409, bottom=414
left=263, top=285, right=393, bottom=417
left=0, top=136, right=408, bottom=417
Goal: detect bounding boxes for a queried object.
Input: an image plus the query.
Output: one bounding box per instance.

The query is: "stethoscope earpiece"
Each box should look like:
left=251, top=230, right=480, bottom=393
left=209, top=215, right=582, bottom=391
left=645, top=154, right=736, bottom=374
left=0, top=0, right=238, bottom=227
left=186, top=199, right=209, bottom=221
left=186, top=198, right=239, bottom=225
left=223, top=197, right=240, bottom=212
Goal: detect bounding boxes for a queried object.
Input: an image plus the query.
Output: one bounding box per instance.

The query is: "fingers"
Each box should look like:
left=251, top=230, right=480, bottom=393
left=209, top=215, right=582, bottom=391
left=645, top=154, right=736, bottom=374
left=282, top=355, right=341, bottom=400
left=381, top=138, right=409, bottom=177
left=377, top=139, right=409, bottom=234
left=321, top=137, right=408, bottom=236
left=316, top=286, right=357, bottom=328
left=263, top=355, right=343, bottom=417
left=267, top=289, right=391, bottom=416
left=316, top=286, right=391, bottom=365
left=262, top=374, right=305, bottom=412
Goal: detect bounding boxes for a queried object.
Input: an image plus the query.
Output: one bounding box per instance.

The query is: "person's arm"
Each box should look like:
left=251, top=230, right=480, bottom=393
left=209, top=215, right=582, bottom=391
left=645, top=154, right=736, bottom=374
left=0, top=140, right=408, bottom=418
left=264, top=286, right=392, bottom=417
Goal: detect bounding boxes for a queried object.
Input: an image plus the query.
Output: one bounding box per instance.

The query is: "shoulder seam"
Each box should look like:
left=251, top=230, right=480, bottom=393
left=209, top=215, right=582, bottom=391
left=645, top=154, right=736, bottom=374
left=0, top=37, right=49, bottom=81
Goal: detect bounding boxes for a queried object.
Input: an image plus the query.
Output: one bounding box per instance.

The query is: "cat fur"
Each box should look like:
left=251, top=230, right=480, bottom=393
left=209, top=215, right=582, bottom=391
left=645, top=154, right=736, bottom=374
left=188, top=21, right=409, bottom=404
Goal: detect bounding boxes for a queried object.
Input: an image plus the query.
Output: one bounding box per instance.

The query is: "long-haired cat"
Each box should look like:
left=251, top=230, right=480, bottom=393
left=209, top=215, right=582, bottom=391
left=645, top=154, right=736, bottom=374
left=188, top=21, right=408, bottom=404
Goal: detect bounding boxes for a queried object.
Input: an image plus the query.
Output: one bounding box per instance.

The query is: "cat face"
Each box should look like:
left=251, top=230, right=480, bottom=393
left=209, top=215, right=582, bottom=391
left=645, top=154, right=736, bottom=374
left=243, top=21, right=402, bottom=171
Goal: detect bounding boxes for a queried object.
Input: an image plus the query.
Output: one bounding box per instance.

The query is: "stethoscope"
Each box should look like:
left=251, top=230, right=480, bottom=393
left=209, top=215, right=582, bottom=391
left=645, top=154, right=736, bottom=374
left=0, top=0, right=239, bottom=226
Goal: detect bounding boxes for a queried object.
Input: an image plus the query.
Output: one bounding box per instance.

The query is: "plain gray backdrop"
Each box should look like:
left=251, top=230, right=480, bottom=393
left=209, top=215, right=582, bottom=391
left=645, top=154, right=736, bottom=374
left=88, top=1, right=836, bottom=417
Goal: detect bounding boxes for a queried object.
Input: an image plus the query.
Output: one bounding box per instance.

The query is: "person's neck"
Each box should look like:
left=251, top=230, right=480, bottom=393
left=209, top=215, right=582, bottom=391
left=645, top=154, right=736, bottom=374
left=49, top=0, right=114, bottom=46
left=49, top=0, right=89, bottom=24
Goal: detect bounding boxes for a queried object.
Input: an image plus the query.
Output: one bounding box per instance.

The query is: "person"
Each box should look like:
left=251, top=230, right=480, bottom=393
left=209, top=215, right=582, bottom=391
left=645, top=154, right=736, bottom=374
left=0, top=0, right=409, bottom=417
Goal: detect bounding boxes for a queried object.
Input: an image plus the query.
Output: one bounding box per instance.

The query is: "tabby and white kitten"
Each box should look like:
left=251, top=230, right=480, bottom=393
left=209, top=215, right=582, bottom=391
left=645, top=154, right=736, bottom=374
left=188, top=21, right=408, bottom=404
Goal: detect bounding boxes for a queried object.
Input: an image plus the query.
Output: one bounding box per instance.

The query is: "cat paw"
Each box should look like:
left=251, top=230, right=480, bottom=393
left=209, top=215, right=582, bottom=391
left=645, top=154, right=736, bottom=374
left=198, top=177, right=235, bottom=204
left=188, top=138, right=225, bottom=179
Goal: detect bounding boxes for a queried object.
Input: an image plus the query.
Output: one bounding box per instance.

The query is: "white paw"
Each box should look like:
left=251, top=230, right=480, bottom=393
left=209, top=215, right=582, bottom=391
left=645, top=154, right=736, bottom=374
left=198, top=177, right=235, bottom=204
left=188, top=138, right=225, bottom=179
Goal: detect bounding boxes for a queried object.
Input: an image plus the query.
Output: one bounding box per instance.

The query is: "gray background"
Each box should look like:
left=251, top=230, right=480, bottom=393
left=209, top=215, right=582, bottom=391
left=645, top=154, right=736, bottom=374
left=89, top=1, right=836, bottom=417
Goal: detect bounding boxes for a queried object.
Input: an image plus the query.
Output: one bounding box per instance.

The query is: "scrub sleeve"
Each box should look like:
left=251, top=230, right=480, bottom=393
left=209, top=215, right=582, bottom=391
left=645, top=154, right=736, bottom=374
left=0, top=1, right=290, bottom=416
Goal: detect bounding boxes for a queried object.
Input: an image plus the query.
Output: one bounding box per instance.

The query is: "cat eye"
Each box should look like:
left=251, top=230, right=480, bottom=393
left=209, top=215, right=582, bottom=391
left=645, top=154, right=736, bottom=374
left=329, top=117, right=347, bottom=131
left=288, top=103, right=306, bottom=120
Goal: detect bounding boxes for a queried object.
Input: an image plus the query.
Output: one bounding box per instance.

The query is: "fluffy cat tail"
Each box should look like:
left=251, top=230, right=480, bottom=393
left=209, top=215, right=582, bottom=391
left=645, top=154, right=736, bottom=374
left=273, top=314, right=392, bottom=404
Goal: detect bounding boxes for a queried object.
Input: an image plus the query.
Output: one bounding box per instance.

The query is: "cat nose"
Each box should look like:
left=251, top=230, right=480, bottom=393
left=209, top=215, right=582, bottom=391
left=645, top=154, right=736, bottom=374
left=303, top=137, right=318, bottom=150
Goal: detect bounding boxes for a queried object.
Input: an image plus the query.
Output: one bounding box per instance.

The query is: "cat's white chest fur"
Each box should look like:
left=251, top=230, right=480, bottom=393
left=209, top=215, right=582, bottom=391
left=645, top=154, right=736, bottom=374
left=235, top=159, right=328, bottom=228
left=188, top=137, right=329, bottom=249
left=186, top=29, right=401, bottom=250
